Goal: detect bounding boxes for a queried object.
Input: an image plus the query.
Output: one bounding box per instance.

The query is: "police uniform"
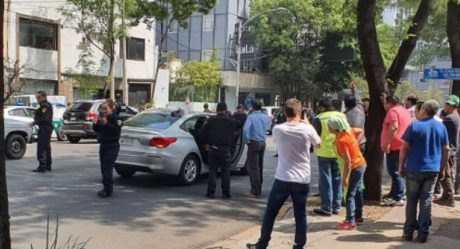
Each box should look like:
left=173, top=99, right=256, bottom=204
left=34, top=100, right=53, bottom=172
left=93, top=114, right=123, bottom=197
left=115, top=99, right=126, bottom=115
left=199, top=113, right=240, bottom=198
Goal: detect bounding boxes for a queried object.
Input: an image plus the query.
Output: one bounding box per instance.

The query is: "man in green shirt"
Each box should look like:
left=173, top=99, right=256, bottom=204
left=313, top=98, right=348, bottom=216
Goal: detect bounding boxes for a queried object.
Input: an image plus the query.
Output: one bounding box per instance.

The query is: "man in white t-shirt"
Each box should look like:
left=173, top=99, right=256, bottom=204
left=247, top=98, right=321, bottom=249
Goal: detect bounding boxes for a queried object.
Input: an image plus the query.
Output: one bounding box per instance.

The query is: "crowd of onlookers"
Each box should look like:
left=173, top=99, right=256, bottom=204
left=245, top=84, right=459, bottom=249
left=196, top=85, right=459, bottom=249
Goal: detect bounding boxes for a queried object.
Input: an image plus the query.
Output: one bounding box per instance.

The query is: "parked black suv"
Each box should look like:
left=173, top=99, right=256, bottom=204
left=62, top=100, right=138, bottom=144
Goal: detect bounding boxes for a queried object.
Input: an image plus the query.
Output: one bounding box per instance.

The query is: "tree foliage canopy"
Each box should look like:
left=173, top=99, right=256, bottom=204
left=175, top=50, right=220, bottom=87
left=250, top=0, right=353, bottom=99
left=131, top=0, right=217, bottom=28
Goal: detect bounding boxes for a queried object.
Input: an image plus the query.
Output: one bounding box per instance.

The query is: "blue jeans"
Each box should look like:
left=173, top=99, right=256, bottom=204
left=386, top=151, right=405, bottom=201
left=257, top=179, right=310, bottom=249
left=404, top=172, right=437, bottom=236
left=346, top=165, right=366, bottom=222
left=318, top=157, right=342, bottom=213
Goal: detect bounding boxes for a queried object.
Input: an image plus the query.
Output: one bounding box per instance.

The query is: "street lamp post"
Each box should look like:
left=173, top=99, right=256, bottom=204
left=234, top=7, right=289, bottom=106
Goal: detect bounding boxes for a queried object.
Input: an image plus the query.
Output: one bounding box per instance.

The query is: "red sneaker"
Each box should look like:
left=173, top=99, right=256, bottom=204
left=336, top=221, right=357, bottom=230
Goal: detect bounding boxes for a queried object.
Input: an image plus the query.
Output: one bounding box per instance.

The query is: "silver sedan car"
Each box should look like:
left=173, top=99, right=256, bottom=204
left=114, top=109, right=245, bottom=184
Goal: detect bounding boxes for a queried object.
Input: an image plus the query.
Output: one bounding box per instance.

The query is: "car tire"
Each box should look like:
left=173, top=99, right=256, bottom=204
left=56, top=127, right=67, bottom=141
left=5, top=134, right=27, bottom=160
left=178, top=154, right=201, bottom=185
left=115, top=166, right=136, bottom=178
left=67, top=136, right=81, bottom=144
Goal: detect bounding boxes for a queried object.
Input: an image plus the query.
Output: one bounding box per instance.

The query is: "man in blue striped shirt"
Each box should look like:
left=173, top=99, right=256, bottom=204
left=243, top=100, right=270, bottom=197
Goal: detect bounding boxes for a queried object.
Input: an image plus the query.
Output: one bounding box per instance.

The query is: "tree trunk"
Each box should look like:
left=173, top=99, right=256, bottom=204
left=386, top=0, right=434, bottom=93
left=108, top=53, right=115, bottom=99
left=0, top=0, right=12, bottom=247
left=357, top=0, right=433, bottom=201
left=357, top=0, right=388, bottom=201
left=448, top=1, right=460, bottom=96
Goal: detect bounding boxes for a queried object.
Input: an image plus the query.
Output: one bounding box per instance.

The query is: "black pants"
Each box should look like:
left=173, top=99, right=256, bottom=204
left=99, top=143, right=120, bottom=193
left=37, top=127, right=52, bottom=170
left=207, top=147, right=231, bottom=195
left=246, top=141, right=266, bottom=196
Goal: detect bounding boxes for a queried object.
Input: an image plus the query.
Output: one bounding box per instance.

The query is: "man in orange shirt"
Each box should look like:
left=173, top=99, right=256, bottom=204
left=381, top=95, right=412, bottom=206
left=328, top=117, right=366, bottom=230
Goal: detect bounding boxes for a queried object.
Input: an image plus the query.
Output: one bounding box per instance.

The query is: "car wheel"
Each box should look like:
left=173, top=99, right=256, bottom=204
left=115, top=166, right=136, bottom=178
left=67, top=136, right=81, bottom=144
left=56, top=126, right=67, bottom=141
left=179, top=154, right=201, bottom=185
left=6, top=134, right=26, bottom=160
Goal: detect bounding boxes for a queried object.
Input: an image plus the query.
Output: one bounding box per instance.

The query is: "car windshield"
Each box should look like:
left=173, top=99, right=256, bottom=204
left=123, top=113, right=181, bottom=130
left=70, top=102, right=93, bottom=112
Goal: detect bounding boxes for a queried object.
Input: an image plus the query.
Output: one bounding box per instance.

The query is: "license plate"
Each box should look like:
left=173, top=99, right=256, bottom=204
left=70, top=117, right=76, bottom=121
left=120, top=138, right=134, bottom=146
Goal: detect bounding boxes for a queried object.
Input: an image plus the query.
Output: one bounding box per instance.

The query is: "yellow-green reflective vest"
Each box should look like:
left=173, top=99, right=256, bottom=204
left=316, top=111, right=348, bottom=158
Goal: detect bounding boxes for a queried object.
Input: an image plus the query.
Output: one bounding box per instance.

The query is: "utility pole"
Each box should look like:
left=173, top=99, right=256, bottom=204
left=0, top=0, right=12, bottom=247
left=235, top=22, right=242, bottom=105
left=121, top=0, right=128, bottom=104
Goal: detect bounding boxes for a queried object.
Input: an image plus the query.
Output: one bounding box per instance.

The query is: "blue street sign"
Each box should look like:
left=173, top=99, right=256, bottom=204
left=423, top=68, right=460, bottom=80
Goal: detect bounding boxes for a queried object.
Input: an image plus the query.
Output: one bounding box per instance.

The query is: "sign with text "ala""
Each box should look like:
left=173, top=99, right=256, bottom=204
left=423, top=68, right=460, bottom=80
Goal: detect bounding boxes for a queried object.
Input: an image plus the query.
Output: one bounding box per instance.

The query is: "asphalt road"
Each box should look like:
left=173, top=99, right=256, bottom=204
left=7, top=137, right=319, bottom=249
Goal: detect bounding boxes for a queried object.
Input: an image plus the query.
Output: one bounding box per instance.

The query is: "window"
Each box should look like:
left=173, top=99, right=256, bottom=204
left=9, top=109, right=26, bottom=117
left=169, top=20, right=178, bottom=33
left=126, top=38, right=145, bottom=61
left=124, top=113, right=181, bottom=130
left=203, top=15, right=214, bottom=32
left=25, top=108, right=36, bottom=118
left=19, top=18, right=57, bottom=50
left=181, top=117, right=199, bottom=132
left=202, top=50, right=213, bottom=62
left=70, top=102, right=93, bottom=112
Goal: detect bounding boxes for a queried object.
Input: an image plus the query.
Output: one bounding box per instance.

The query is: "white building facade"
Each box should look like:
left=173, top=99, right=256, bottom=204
left=4, top=0, right=157, bottom=106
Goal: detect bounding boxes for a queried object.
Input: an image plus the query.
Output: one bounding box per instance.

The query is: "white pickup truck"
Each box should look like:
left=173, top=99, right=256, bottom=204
left=4, top=106, right=34, bottom=159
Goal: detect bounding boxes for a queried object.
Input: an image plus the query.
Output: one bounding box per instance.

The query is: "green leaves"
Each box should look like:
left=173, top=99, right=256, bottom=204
left=250, top=0, right=356, bottom=98
left=60, top=0, right=136, bottom=57
left=175, top=50, right=220, bottom=88
left=131, top=0, right=217, bottom=28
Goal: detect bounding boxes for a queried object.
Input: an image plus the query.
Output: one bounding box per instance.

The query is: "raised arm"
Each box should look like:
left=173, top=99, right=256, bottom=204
left=351, top=83, right=362, bottom=106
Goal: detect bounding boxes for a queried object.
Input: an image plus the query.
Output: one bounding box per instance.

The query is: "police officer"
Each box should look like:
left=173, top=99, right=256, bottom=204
left=114, top=93, right=126, bottom=115
left=33, top=91, right=53, bottom=173
left=93, top=99, right=123, bottom=198
left=199, top=102, right=240, bottom=199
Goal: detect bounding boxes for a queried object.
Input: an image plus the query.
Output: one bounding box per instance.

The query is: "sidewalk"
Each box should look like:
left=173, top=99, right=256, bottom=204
left=207, top=196, right=460, bottom=249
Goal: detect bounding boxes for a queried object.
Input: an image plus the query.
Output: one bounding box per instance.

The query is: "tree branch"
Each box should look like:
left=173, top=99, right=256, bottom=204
left=386, top=0, right=434, bottom=93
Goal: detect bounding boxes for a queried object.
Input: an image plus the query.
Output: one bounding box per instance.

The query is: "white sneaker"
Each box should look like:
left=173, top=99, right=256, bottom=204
left=382, top=199, right=405, bottom=206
